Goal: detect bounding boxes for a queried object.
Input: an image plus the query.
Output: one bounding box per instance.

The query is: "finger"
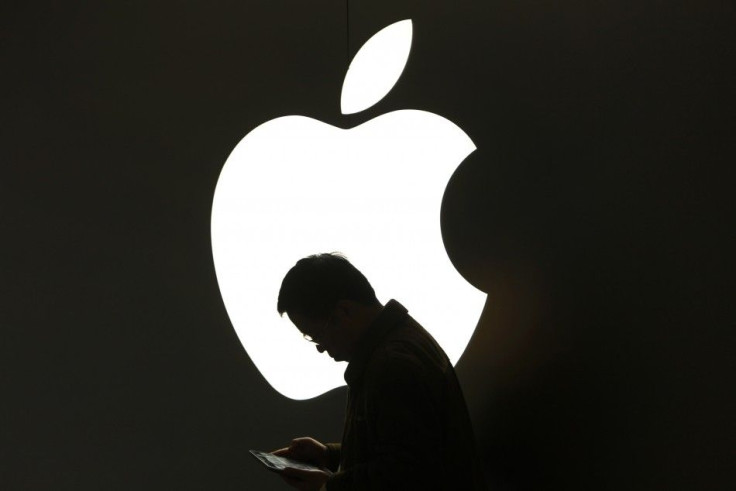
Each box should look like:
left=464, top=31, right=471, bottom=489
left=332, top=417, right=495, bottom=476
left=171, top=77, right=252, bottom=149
left=291, top=436, right=314, bottom=446
left=271, top=447, right=289, bottom=456
left=290, top=437, right=307, bottom=449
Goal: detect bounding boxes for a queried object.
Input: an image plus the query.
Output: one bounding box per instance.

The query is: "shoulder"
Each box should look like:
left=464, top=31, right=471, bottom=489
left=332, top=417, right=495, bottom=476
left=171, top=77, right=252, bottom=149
left=386, top=316, right=450, bottom=369
left=360, top=338, right=448, bottom=419
left=364, top=325, right=447, bottom=393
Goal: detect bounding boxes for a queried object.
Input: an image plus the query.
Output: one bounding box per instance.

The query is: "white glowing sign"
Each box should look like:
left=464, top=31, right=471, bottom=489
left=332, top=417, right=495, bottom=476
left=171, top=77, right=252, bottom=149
left=211, top=19, right=486, bottom=400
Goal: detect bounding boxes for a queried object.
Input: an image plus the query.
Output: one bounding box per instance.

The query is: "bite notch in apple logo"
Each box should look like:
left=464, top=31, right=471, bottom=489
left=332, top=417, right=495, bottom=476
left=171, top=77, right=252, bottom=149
left=211, top=19, right=486, bottom=400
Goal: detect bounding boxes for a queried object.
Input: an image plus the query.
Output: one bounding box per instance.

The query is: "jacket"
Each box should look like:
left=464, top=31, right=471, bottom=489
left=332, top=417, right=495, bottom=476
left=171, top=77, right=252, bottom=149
left=324, top=299, right=486, bottom=490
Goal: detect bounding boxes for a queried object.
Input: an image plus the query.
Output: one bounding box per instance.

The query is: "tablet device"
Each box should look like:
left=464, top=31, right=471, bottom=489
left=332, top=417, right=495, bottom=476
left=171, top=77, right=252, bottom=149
left=249, top=449, right=323, bottom=473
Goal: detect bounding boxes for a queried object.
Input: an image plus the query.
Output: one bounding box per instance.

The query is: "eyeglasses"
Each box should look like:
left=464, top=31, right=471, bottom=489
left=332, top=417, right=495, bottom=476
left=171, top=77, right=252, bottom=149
left=303, top=317, right=331, bottom=344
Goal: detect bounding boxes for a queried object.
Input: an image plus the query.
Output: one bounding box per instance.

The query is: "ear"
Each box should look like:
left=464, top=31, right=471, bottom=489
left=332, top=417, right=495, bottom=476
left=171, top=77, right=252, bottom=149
left=333, top=299, right=355, bottom=320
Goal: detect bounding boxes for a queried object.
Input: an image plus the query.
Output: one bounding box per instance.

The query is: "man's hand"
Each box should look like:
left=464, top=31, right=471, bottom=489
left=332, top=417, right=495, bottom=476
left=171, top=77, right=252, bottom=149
left=279, top=466, right=331, bottom=491
left=272, top=437, right=330, bottom=469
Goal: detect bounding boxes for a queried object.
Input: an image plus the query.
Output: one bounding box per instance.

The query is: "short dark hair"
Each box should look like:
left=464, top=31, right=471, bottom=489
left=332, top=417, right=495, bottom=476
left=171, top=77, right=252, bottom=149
left=277, top=253, right=379, bottom=318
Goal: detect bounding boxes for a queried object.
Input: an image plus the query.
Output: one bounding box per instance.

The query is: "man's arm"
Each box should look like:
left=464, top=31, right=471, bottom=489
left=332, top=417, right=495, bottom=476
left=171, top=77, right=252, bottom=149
left=272, top=438, right=341, bottom=491
left=272, top=437, right=338, bottom=469
left=324, top=443, right=341, bottom=472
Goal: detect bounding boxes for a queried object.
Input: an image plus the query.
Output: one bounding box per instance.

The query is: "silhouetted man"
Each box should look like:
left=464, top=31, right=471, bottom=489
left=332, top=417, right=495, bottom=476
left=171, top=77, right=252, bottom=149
left=273, top=253, right=486, bottom=491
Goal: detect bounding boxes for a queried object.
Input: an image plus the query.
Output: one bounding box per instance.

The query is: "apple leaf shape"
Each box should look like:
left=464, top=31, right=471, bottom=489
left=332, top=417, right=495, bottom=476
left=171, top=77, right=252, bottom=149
left=341, top=19, right=413, bottom=115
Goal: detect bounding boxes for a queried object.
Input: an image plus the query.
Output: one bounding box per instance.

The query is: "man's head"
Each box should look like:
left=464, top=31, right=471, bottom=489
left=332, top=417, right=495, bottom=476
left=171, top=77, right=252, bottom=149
left=277, top=253, right=382, bottom=361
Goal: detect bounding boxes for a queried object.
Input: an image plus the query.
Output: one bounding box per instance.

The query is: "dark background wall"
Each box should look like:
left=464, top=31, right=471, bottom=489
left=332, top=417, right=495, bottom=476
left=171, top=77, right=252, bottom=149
left=1, top=1, right=732, bottom=489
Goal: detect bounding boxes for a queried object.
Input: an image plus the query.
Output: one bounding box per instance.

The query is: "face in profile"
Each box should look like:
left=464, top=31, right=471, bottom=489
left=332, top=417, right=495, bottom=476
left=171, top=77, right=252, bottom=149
left=288, top=309, right=354, bottom=362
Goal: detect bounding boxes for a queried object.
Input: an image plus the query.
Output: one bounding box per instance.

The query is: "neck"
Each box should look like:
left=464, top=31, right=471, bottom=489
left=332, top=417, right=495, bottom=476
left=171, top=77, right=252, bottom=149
left=344, top=301, right=384, bottom=360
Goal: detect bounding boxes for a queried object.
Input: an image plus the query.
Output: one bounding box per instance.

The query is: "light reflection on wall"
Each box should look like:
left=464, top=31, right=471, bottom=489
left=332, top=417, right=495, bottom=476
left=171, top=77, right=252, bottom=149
left=210, top=20, right=487, bottom=400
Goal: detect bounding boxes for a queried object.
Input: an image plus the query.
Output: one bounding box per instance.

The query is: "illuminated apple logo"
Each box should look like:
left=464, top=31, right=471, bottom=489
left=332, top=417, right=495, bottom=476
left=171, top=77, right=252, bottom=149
left=211, top=19, right=486, bottom=400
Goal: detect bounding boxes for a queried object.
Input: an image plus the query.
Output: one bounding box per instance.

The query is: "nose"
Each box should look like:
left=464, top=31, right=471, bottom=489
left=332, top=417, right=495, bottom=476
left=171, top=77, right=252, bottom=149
left=316, top=344, right=326, bottom=353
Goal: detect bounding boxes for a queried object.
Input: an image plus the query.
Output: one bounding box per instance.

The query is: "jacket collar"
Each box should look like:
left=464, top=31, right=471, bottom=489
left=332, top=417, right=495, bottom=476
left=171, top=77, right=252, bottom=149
left=344, top=299, right=408, bottom=386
